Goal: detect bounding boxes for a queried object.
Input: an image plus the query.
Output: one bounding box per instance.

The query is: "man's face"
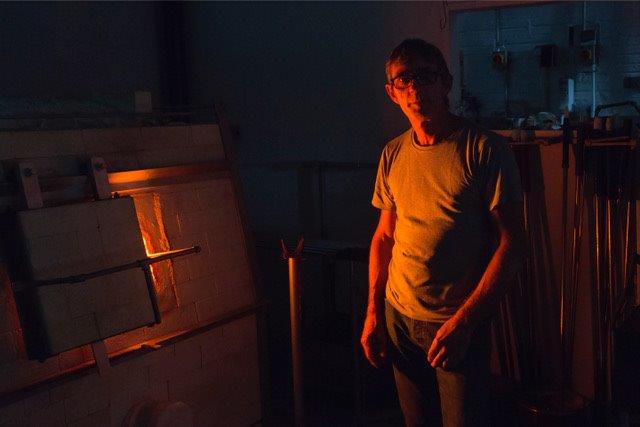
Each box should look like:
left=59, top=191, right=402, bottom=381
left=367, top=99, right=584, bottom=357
left=385, top=56, right=452, bottom=126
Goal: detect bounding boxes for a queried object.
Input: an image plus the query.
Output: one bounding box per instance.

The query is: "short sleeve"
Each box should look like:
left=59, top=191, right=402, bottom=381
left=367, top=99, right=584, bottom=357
left=483, top=137, right=523, bottom=211
left=372, top=149, right=395, bottom=211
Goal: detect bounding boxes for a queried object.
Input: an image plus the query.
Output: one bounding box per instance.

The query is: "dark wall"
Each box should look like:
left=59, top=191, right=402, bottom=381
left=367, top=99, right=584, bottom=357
left=0, top=2, right=450, bottom=239
left=184, top=2, right=449, bottom=239
left=0, top=3, right=161, bottom=114
left=186, top=2, right=448, bottom=163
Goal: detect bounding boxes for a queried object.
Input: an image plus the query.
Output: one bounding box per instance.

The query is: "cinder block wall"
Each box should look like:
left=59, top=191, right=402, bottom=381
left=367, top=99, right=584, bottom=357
left=0, top=124, right=262, bottom=426
left=451, top=2, right=640, bottom=120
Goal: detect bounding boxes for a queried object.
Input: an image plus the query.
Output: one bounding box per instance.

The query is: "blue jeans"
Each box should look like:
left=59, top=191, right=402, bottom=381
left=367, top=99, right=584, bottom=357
left=385, top=301, right=491, bottom=427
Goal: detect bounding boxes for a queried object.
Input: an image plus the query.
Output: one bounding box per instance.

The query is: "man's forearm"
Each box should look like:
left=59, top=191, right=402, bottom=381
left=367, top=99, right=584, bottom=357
left=366, top=236, right=394, bottom=316
left=452, top=238, right=522, bottom=328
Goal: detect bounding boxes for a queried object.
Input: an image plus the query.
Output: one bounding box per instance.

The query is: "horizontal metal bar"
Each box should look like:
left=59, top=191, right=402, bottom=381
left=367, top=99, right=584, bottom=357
left=0, top=299, right=267, bottom=405
left=585, top=140, right=637, bottom=147
left=32, top=246, right=201, bottom=287
left=129, top=299, right=269, bottom=356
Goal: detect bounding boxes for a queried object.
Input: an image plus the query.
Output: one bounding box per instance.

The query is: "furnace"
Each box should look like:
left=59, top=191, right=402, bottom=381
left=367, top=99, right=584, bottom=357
left=0, top=110, right=264, bottom=426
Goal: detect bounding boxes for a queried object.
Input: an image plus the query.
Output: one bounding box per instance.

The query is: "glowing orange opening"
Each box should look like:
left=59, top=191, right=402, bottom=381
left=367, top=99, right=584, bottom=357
left=134, top=194, right=177, bottom=311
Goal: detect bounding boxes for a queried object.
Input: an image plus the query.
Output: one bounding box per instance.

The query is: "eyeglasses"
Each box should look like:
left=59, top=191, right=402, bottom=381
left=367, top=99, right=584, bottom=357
left=389, top=70, right=444, bottom=90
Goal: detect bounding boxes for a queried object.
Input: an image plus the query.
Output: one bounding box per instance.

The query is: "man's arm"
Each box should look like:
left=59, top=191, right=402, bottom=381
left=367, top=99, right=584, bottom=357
left=361, top=209, right=396, bottom=368
left=427, top=202, right=524, bottom=369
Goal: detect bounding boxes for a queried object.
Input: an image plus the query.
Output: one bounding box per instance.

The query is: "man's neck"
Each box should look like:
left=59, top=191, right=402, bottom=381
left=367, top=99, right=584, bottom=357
left=411, top=112, right=452, bottom=146
left=413, top=128, right=437, bottom=146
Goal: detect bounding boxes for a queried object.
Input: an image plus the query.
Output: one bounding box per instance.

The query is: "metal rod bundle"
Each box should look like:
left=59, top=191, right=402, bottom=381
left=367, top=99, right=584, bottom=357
left=559, top=124, right=572, bottom=393
left=495, top=129, right=637, bottom=421
left=563, top=128, right=586, bottom=390
left=585, top=141, right=637, bottom=421
left=493, top=144, right=559, bottom=386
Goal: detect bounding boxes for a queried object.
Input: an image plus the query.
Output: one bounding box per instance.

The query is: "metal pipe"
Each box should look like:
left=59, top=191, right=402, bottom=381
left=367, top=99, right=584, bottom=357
left=606, top=151, right=614, bottom=331
left=32, top=246, right=201, bottom=287
left=559, top=124, right=571, bottom=392
left=604, top=149, right=614, bottom=406
left=616, top=145, right=637, bottom=322
left=592, top=63, right=597, bottom=118
left=517, top=146, right=534, bottom=384
left=533, top=204, right=548, bottom=383
left=613, top=151, right=632, bottom=326
left=566, top=129, right=585, bottom=388
left=288, top=256, right=304, bottom=427
left=521, top=185, right=533, bottom=383
left=592, top=167, right=604, bottom=404
left=567, top=131, right=585, bottom=385
left=529, top=206, right=543, bottom=382
left=590, top=147, right=612, bottom=410
left=282, top=238, right=305, bottom=427
left=288, top=257, right=304, bottom=426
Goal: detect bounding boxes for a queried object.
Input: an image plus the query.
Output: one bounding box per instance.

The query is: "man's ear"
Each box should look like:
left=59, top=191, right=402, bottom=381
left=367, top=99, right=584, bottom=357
left=385, top=84, right=399, bottom=105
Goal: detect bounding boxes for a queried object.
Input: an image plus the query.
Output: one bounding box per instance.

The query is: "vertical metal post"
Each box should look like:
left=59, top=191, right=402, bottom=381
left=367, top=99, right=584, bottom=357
left=282, top=238, right=305, bottom=427
left=567, top=128, right=585, bottom=388
left=559, top=123, right=571, bottom=394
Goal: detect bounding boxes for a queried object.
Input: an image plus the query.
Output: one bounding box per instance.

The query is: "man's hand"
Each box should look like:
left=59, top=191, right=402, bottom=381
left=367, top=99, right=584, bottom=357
left=427, top=317, right=473, bottom=370
left=360, top=312, right=389, bottom=368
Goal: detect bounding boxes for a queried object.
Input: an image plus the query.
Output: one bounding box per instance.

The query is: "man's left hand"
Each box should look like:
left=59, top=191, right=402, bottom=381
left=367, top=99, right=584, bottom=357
left=426, top=317, right=474, bottom=370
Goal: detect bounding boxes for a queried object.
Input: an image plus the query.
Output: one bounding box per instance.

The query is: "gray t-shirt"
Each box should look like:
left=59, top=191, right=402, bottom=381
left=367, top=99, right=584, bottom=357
left=372, top=119, right=522, bottom=322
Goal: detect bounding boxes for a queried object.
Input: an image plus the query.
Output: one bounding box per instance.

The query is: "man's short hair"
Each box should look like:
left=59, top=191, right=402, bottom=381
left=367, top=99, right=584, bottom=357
left=385, top=39, right=451, bottom=82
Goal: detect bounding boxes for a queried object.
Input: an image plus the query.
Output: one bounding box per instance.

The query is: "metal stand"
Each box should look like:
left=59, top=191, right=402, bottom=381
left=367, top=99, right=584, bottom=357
left=281, top=237, right=305, bottom=427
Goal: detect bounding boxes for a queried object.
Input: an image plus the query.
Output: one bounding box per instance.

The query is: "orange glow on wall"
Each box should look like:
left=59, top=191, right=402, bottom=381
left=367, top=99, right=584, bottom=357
left=133, top=194, right=177, bottom=311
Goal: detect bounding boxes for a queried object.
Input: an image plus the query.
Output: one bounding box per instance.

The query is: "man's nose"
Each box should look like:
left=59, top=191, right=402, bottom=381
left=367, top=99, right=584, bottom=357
left=406, top=80, right=420, bottom=93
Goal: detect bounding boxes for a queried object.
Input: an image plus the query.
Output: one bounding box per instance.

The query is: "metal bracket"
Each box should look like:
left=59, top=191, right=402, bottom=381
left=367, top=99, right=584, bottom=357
left=280, top=236, right=304, bottom=260
left=91, top=340, right=111, bottom=376
left=89, top=157, right=111, bottom=200
left=18, top=162, right=43, bottom=209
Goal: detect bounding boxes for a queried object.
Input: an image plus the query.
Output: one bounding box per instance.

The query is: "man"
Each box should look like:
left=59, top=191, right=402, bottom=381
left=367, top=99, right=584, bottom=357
left=360, top=39, right=524, bottom=426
